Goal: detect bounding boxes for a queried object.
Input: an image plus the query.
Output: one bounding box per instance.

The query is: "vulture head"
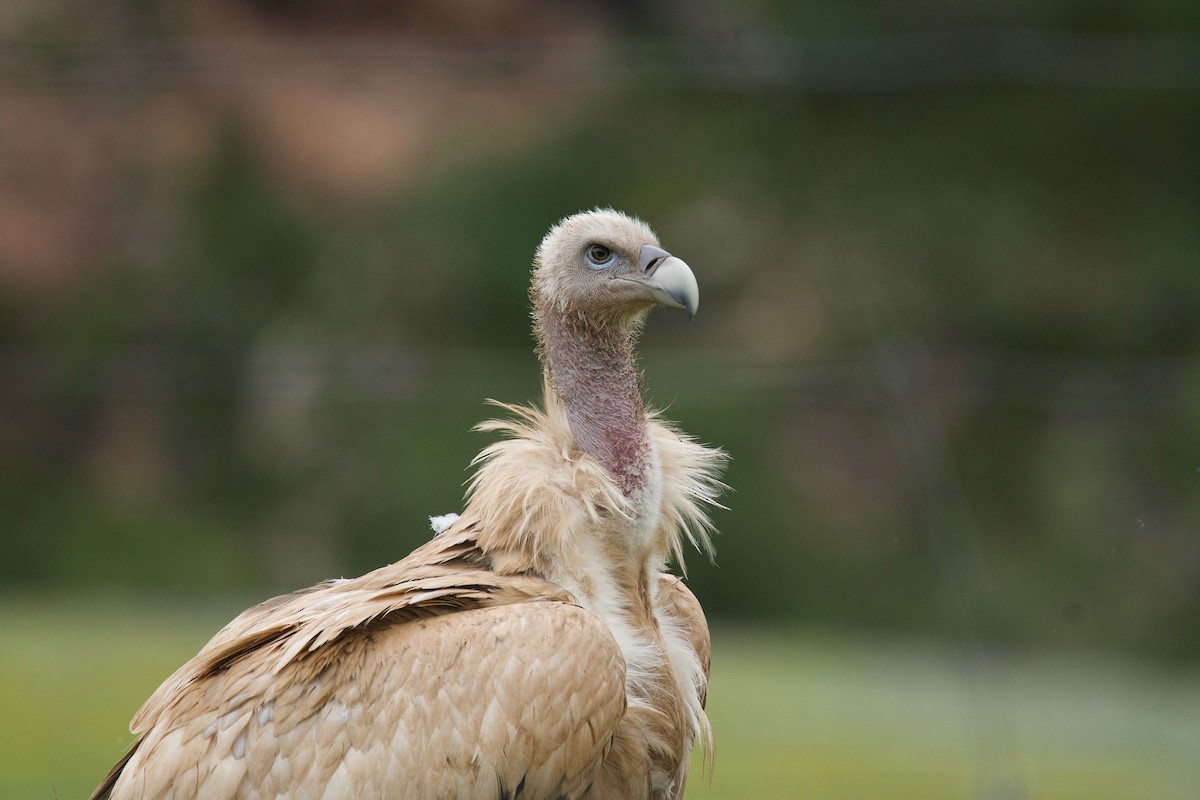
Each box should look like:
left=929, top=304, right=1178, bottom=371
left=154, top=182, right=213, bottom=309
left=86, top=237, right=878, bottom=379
left=531, top=208, right=699, bottom=328
left=528, top=208, right=700, bottom=496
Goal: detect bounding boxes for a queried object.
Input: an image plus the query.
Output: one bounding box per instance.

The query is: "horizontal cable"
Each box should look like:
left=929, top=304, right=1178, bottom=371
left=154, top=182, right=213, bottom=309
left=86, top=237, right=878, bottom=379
left=0, top=30, right=1197, bottom=93
left=0, top=344, right=1190, bottom=416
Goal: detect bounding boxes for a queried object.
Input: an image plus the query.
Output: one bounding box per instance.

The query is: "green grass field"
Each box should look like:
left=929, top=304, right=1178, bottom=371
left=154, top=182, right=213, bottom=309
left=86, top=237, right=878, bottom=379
left=2, top=594, right=1197, bottom=799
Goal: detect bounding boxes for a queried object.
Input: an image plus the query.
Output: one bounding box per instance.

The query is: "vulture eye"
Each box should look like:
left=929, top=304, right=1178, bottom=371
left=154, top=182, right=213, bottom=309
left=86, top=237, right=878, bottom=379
left=585, top=244, right=614, bottom=268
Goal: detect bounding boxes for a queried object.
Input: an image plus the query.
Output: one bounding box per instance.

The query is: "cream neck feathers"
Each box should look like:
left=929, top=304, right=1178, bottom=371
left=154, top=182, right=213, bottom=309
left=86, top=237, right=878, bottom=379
left=464, top=384, right=724, bottom=587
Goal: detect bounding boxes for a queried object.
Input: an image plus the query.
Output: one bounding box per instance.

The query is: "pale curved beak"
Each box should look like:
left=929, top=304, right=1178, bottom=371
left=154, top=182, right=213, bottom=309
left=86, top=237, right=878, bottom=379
left=646, top=256, right=699, bottom=319
left=634, top=244, right=700, bottom=320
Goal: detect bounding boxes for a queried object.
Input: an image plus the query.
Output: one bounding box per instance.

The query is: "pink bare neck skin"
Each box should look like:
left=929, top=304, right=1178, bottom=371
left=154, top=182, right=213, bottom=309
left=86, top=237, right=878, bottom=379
left=534, top=306, right=650, bottom=498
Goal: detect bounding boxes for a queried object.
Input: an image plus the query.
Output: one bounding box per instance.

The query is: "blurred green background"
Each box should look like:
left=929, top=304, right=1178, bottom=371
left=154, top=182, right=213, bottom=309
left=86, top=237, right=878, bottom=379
left=1, top=1, right=1198, bottom=798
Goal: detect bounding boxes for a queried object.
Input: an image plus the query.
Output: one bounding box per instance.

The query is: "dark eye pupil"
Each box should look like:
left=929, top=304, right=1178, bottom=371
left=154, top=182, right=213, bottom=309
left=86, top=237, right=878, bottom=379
left=589, top=245, right=611, bottom=262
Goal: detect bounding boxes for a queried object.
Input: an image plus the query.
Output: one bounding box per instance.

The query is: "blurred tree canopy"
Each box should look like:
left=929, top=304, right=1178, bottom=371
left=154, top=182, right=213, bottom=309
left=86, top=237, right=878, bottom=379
left=1, top=0, right=1197, bottom=660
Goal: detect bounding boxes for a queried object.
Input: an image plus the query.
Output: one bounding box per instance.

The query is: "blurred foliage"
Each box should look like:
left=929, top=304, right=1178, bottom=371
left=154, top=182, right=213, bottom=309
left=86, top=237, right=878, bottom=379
left=1, top=0, right=1198, bottom=665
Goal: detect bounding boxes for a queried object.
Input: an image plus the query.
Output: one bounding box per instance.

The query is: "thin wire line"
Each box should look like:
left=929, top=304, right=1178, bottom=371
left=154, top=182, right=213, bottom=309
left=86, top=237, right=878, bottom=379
left=0, top=30, right=1197, bottom=94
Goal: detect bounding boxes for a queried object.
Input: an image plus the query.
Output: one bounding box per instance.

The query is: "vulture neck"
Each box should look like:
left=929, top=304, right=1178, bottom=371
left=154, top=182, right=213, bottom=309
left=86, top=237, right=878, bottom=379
left=536, top=308, right=650, bottom=498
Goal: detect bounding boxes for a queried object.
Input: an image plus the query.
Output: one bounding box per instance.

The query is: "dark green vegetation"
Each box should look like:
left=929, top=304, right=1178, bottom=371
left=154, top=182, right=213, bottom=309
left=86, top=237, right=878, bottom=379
left=5, top=81, right=1197, bottom=656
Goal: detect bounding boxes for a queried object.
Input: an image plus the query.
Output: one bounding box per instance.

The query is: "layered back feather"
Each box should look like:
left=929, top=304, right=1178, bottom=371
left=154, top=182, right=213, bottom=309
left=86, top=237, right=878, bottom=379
left=127, top=552, right=572, bottom=738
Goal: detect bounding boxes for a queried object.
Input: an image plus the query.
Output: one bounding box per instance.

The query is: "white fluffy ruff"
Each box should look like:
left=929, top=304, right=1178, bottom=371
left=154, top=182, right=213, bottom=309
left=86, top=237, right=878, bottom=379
left=466, top=385, right=725, bottom=574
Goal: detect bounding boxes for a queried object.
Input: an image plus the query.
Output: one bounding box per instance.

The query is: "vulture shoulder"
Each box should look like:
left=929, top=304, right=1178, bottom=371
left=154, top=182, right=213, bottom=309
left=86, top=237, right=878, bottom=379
left=94, top=532, right=629, bottom=800
left=656, top=573, right=711, bottom=709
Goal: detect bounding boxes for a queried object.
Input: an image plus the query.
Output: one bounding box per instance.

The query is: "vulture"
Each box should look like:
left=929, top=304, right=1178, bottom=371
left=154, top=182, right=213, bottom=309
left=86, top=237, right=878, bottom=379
left=92, top=208, right=726, bottom=800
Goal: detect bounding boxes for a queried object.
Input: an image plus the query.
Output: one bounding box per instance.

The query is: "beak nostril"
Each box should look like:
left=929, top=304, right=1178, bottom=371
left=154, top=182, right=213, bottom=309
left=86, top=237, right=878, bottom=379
left=637, top=244, right=672, bottom=274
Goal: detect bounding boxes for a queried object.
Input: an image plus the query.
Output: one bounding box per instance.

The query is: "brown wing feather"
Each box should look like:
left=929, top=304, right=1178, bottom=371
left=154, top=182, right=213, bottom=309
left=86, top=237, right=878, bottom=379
left=128, top=527, right=564, bottom=734
left=103, top=601, right=626, bottom=799
left=656, top=574, right=710, bottom=705
left=655, top=573, right=712, bottom=800
left=97, top=527, right=629, bottom=799
left=90, top=740, right=140, bottom=800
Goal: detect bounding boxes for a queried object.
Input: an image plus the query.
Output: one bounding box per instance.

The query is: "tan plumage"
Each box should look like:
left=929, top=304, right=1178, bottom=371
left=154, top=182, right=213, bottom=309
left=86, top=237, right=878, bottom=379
left=94, top=209, right=725, bottom=800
